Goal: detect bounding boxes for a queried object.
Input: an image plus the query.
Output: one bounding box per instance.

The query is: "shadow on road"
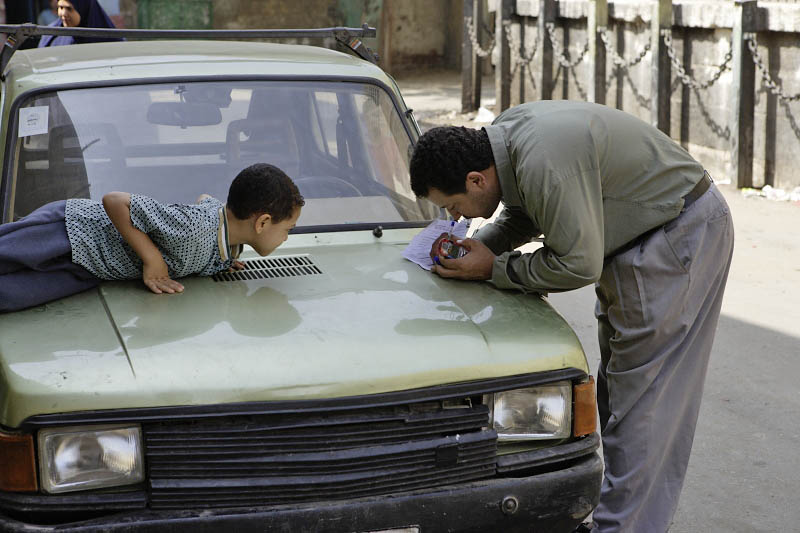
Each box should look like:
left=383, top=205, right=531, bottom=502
left=549, top=284, right=798, bottom=533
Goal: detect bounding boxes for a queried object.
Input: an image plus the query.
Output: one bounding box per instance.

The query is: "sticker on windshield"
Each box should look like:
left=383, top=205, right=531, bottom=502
left=18, top=106, right=49, bottom=137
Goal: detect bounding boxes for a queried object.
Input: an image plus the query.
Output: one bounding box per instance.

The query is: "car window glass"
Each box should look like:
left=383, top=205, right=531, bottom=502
left=8, top=81, right=439, bottom=227
left=312, top=92, right=339, bottom=159
left=353, top=86, right=417, bottom=203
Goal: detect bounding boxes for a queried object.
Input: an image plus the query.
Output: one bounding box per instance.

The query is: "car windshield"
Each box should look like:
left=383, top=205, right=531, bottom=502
left=8, top=80, right=439, bottom=228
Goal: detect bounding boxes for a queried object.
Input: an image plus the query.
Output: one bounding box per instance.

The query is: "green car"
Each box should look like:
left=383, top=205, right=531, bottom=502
left=0, top=25, right=601, bottom=533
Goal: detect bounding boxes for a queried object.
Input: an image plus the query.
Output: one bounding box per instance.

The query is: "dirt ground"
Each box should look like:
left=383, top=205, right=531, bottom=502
left=396, top=69, right=800, bottom=532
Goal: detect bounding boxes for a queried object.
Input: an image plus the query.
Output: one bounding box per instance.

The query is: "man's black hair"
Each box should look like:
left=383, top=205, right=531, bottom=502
left=409, top=126, right=495, bottom=197
left=227, top=163, right=305, bottom=222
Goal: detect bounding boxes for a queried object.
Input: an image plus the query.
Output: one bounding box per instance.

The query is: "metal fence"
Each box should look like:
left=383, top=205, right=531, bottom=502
left=461, top=0, right=800, bottom=189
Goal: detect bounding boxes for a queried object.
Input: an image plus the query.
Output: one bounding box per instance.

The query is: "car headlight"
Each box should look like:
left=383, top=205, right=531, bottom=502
left=487, top=381, right=572, bottom=440
left=38, top=425, right=144, bottom=494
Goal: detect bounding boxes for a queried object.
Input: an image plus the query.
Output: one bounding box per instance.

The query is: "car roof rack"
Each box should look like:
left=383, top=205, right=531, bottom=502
left=0, top=24, right=378, bottom=79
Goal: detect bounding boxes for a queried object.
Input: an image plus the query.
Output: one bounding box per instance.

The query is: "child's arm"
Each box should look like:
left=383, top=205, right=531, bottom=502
left=102, top=192, right=185, bottom=295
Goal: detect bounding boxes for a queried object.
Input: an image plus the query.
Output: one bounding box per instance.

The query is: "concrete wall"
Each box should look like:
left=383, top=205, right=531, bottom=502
left=380, top=0, right=463, bottom=72
left=118, top=0, right=463, bottom=76
left=499, top=0, right=800, bottom=190
left=214, top=0, right=341, bottom=29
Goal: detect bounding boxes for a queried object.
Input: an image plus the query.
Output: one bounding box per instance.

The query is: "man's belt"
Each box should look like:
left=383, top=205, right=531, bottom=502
left=682, top=171, right=712, bottom=211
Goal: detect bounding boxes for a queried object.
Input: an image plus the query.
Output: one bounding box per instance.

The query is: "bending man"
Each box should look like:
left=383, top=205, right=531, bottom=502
left=409, top=100, right=734, bottom=533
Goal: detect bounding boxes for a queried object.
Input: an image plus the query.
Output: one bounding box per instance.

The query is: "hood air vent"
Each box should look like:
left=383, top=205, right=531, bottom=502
left=212, top=255, right=322, bottom=282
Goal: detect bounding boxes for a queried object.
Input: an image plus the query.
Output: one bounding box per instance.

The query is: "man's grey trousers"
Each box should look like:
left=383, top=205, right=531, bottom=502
left=592, top=184, right=734, bottom=532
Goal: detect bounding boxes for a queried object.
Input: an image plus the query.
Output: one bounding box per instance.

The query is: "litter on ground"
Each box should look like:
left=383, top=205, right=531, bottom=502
left=741, top=185, right=800, bottom=202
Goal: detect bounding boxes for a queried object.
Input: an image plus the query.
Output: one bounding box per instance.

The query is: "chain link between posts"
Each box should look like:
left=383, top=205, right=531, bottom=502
left=541, top=22, right=588, bottom=99
left=545, top=22, right=589, bottom=69
left=463, top=18, right=797, bottom=143
left=598, top=26, right=651, bottom=87
left=744, top=32, right=800, bottom=102
left=466, top=19, right=647, bottom=80
left=501, top=19, right=589, bottom=92
left=502, top=20, right=538, bottom=70
left=501, top=19, right=539, bottom=89
left=465, top=17, right=495, bottom=58
left=661, top=29, right=733, bottom=91
left=465, top=19, right=753, bottom=104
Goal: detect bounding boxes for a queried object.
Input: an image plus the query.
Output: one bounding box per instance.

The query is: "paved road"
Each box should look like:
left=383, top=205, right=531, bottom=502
left=397, top=70, right=800, bottom=532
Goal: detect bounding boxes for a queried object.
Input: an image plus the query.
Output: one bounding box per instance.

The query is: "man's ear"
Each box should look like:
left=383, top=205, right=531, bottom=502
left=465, top=171, right=486, bottom=190
left=254, top=213, right=272, bottom=234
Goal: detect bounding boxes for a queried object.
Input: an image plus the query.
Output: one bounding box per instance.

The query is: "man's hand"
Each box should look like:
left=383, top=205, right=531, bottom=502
left=142, top=259, right=184, bottom=294
left=432, top=238, right=494, bottom=281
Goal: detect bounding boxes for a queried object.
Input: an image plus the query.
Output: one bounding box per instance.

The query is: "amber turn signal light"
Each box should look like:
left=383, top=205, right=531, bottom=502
left=0, top=430, right=38, bottom=492
left=573, top=376, right=597, bottom=437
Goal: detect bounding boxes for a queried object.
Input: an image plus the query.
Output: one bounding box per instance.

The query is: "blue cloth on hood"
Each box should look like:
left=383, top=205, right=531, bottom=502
left=38, top=0, right=122, bottom=47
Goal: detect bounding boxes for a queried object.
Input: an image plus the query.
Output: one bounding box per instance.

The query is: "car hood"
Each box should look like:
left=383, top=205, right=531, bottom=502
left=0, top=238, right=587, bottom=427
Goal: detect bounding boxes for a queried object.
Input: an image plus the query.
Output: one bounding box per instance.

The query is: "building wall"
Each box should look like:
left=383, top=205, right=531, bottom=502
left=380, top=0, right=462, bottom=72
left=118, top=0, right=463, bottom=76
left=97, top=0, right=124, bottom=27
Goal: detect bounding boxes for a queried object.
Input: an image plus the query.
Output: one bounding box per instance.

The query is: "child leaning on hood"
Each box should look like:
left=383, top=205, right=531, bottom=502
left=0, top=163, right=304, bottom=312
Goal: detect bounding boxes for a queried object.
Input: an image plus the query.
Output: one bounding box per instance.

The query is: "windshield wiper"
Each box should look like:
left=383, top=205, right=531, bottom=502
left=81, top=138, right=101, bottom=153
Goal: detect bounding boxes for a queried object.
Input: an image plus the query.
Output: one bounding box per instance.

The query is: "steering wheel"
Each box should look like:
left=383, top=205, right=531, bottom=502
left=294, top=175, right=363, bottom=199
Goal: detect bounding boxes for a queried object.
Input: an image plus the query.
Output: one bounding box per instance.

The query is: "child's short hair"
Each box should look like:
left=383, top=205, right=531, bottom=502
left=227, top=163, right=305, bottom=222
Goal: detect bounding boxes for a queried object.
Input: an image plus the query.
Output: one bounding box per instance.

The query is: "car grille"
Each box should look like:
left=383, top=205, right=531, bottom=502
left=212, top=255, right=322, bottom=282
left=143, top=402, right=496, bottom=509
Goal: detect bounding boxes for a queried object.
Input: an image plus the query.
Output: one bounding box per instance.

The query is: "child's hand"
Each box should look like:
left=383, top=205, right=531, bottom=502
left=142, top=260, right=184, bottom=294
left=229, top=260, right=245, bottom=272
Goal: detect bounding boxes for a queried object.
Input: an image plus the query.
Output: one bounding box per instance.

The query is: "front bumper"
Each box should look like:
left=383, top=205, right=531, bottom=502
left=0, top=450, right=602, bottom=533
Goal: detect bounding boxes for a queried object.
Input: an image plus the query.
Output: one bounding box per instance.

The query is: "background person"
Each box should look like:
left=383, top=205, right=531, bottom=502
left=37, top=0, right=58, bottom=26
left=409, top=100, right=734, bottom=533
left=38, top=0, right=122, bottom=47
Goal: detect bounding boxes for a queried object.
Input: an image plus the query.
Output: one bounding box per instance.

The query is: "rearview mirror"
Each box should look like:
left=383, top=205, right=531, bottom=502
left=146, top=102, right=222, bottom=127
